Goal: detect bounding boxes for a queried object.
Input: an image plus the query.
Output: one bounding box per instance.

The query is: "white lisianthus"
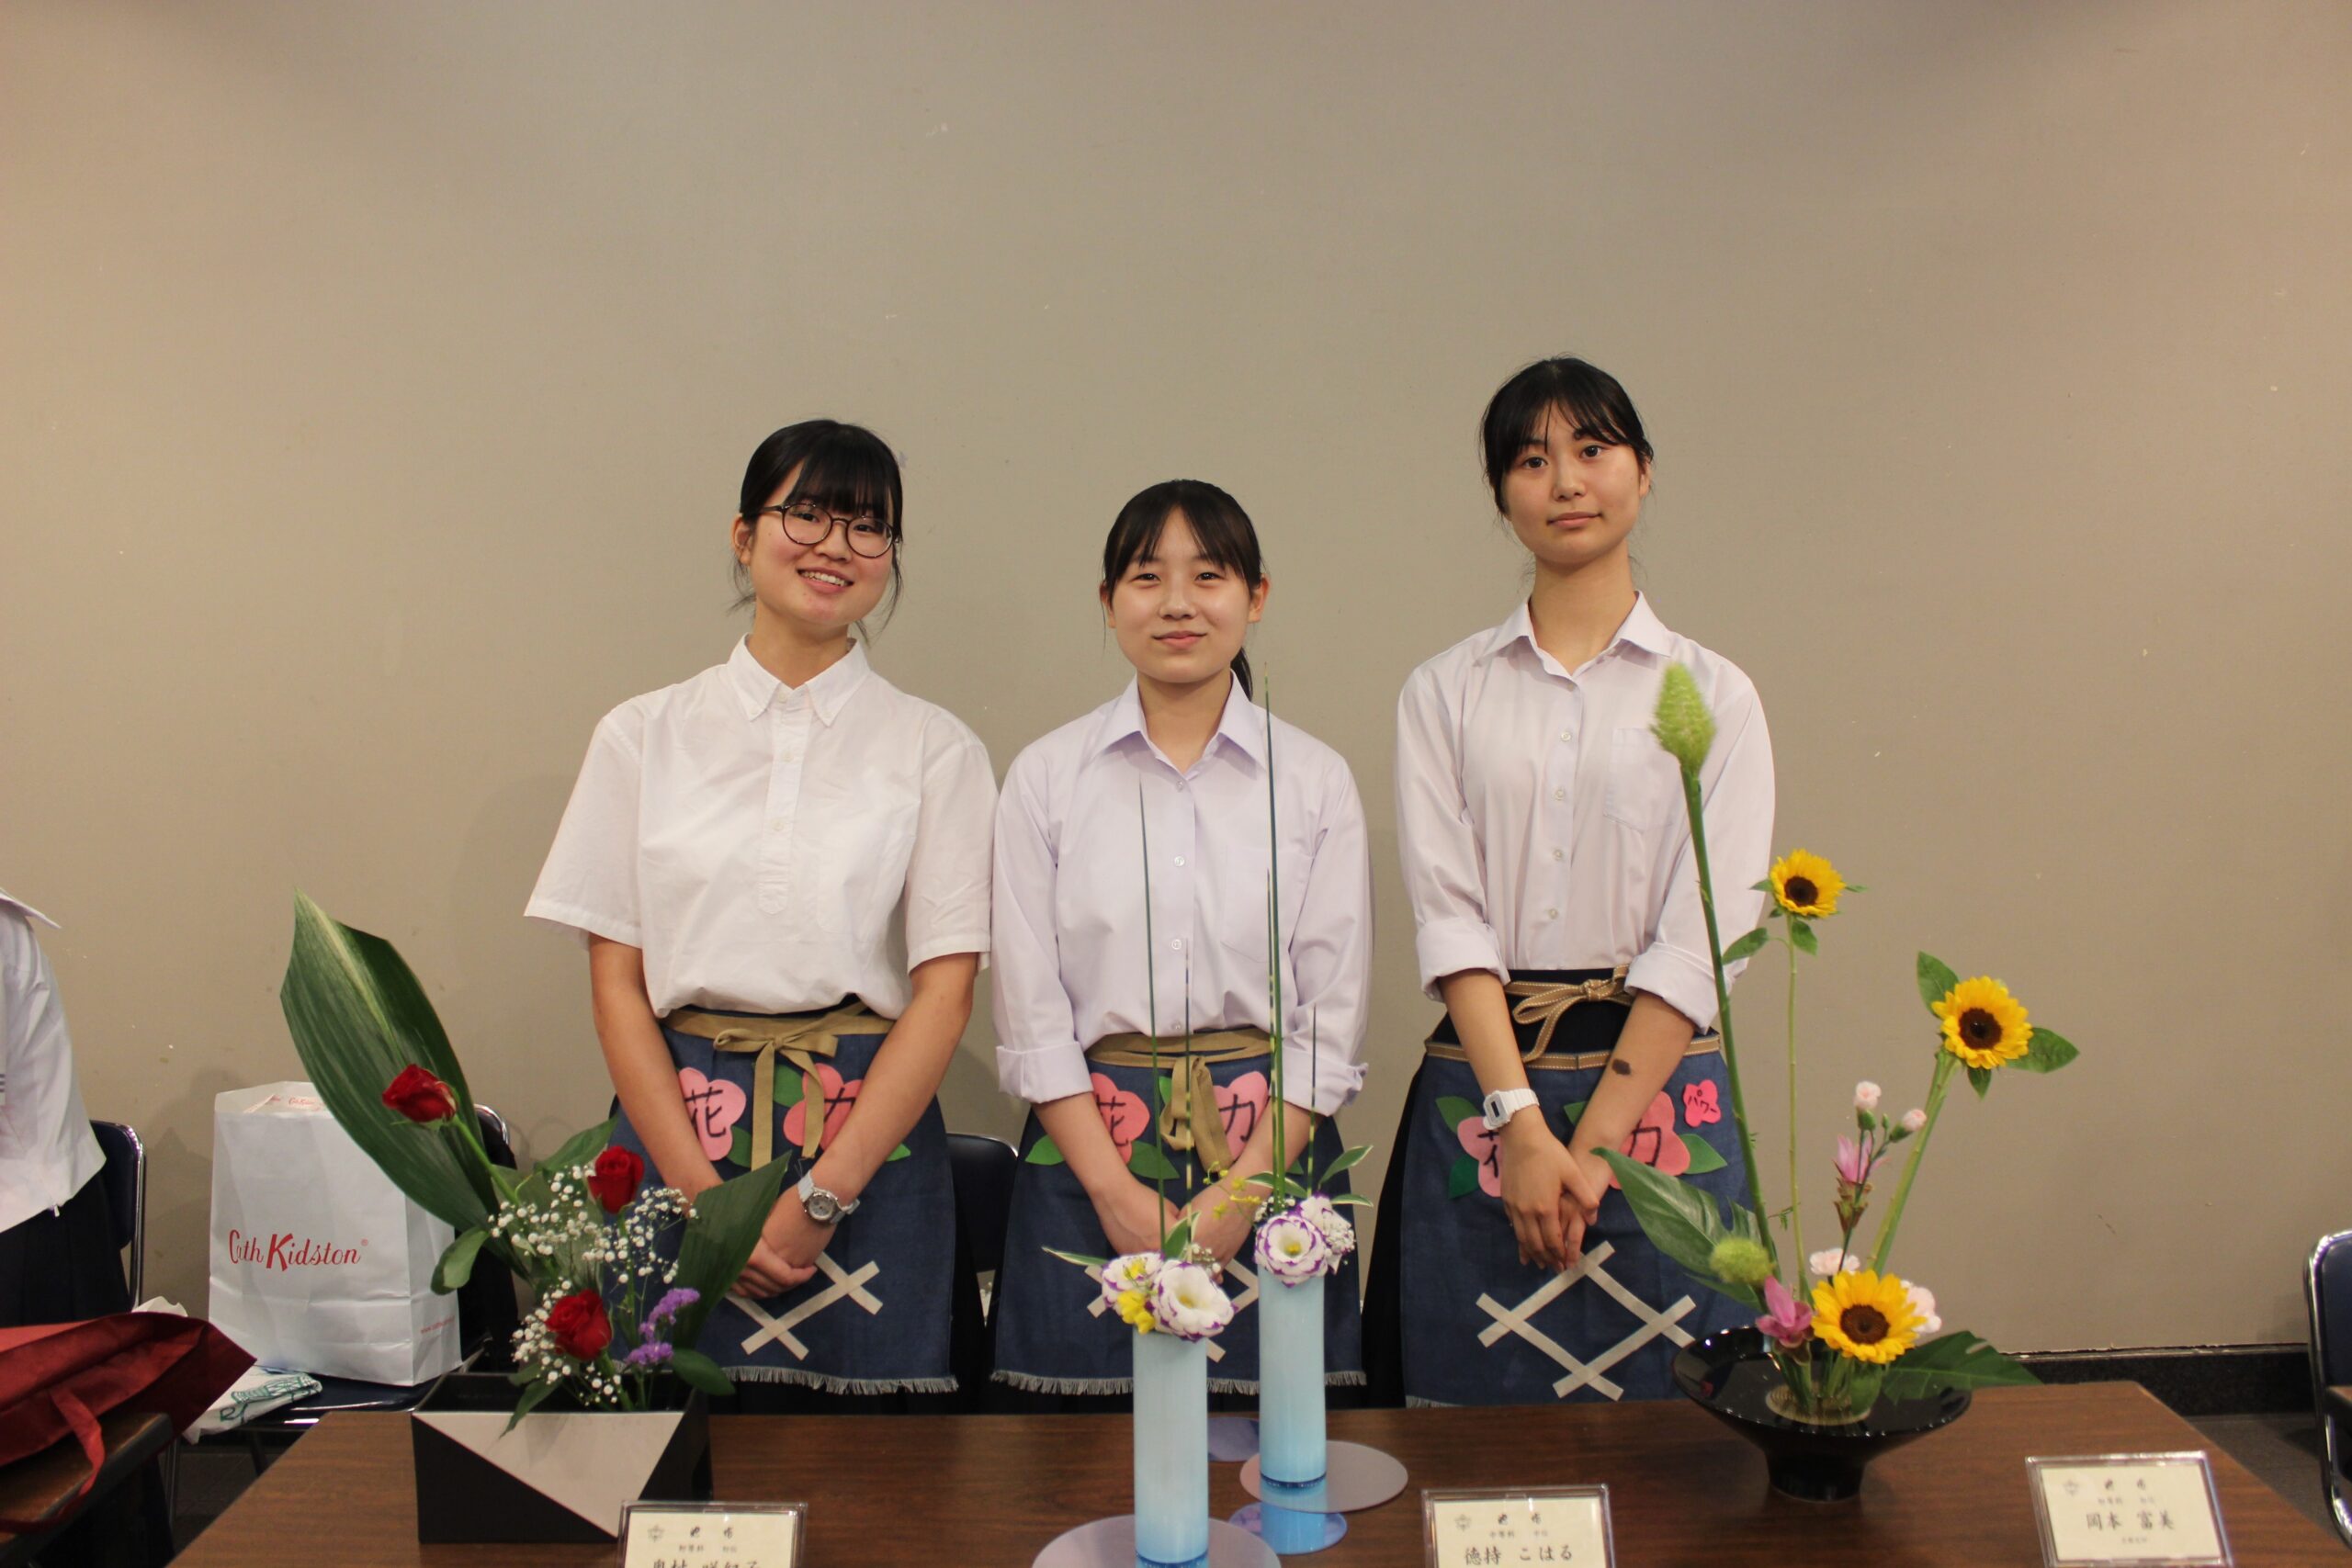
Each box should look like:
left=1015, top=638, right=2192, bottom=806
left=1255, top=1210, right=1331, bottom=1284
left=1100, top=1252, right=1161, bottom=1312
left=1149, top=1259, right=1235, bottom=1340
left=1296, top=1193, right=1357, bottom=1258
left=1905, top=1281, right=1941, bottom=1335
left=1853, top=1081, right=1882, bottom=1111
left=1808, top=1247, right=1862, bottom=1277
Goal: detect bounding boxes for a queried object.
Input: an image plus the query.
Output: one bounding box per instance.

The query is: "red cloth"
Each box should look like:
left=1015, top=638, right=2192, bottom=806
left=0, top=1311, right=252, bottom=1529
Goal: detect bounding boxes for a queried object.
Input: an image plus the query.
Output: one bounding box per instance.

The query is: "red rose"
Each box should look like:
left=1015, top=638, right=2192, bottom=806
left=545, top=1291, right=611, bottom=1360
left=587, top=1146, right=644, bottom=1214
left=381, top=1064, right=458, bottom=1124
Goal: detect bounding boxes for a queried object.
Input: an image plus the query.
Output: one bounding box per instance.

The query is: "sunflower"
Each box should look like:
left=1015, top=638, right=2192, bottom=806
left=1934, top=976, right=2031, bottom=1069
left=1770, top=850, right=1846, bottom=918
left=1810, top=1269, right=1925, bottom=1364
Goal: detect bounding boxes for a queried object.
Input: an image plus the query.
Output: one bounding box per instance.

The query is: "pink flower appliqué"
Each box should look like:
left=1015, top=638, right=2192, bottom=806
left=1091, top=1073, right=1151, bottom=1164
left=1680, top=1080, right=1722, bottom=1127
left=1610, top=1091, right=1690, bottom=1188
left=1456, top=1115, right=1504, bottom=1198
left=781, top=1064, right=863, bottom=1154
left=676, top=1067, right=747, bottom=1162
left=1216, top=1071, right=1269, bottom=1149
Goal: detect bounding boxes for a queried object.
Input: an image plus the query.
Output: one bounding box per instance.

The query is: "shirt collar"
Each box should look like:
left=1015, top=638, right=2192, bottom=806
left=0, top=887, right=58, bottom=929
left=1094, top=677, right=1268, bottom=771
left=1484, top=592, right=1675, bottom=667
left=726, top=637, right=871, bottom=725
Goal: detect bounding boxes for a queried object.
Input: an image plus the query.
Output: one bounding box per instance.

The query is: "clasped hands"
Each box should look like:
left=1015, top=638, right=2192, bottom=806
left=1500, top=1117, right=1610, bottom=1272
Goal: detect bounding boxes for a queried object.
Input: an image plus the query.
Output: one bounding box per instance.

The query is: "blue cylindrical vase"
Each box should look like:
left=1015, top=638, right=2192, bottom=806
left=1132, top=1329, right=1209, bottom=1568
left=1257, top=1271, right=1327, bottom=1486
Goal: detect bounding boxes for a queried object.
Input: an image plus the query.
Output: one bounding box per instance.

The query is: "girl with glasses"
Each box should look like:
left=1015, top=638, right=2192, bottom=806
left=529, top=419, right=994, bottom=1408
left=988, top=480, right=1372, bottom=1406
left=1366, top=358, right=1776, bottom=1407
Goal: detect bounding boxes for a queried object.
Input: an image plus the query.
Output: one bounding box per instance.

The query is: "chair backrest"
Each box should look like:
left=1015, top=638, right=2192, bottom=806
left=89, top=1120, right=145, bottom=1304
left=457, top=1105, right=523, bottom=1359
left=2304, top=1227, right=2352, bottom=1546
left=947, top=1132, right=1017, bottom=1278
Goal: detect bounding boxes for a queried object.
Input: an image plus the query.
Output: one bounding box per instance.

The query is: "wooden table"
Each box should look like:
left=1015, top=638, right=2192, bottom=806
left=2327, top=1385, right=2352, bottom=1423
left=173, top=1382, right=2345, bottom=1565
left=0, top=1408, right=173, bottom=1567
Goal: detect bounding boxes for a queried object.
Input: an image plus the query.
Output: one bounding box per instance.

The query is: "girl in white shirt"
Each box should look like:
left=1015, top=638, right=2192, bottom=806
left=529, top=420, right=996, bottom=1406
left=989, top=479, right=1373, bottom=1403
left=1368, top=359, right=1775, bottom=1406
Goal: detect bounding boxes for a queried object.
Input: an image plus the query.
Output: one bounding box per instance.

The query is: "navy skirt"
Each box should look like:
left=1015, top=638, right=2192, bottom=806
left=1363, top=970, right=1749, bottom=1406
left=610, top=1007, right=963, bottom=1398
left=990, top=1052, right=1364, bottom=1397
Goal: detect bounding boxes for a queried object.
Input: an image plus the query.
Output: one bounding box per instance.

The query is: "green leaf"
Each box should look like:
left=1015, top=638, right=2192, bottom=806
left=1967, top=1065, right=1992, bottom=1099
left=1750, top=878, right=1776, bottom=893
left=532, top=1119, right=621, bottom=1184
left=1679, top=1134, right=1726, bottom=1175
left=1127, top=1142, right=1180, bottom=1182
left=1155, top=1074, right=1171, bottom=1106
left=1161, top=1217, right=1195, bottom=1259
left=1044, top=1247, right=1109, bottom=1269
left=885, top=1143, right=912, bottom=1162
left=666, top=1348, right=733, bottom=1396
left=1325, top=1192, right=1373, bottom=1207
left=433, top=1227, right=489, bottom=1294
left=1023, top=1134, right=1066, bottom=1166
left=1722, top=928, right=1770, bottom=964
left=2016, top=1027, right=2079, bottom=1074
left=279, top=893, right=497, bottom=1233
left=667, top=1153, right=798, bottom=1354
left=1880, top=1331, right=2040, bottom=1400
left=1917, top=952, right=1960, bottom=1015
left=1434, top=1095, right=1482, bottom=1131
left=503, top=1375, right=558, bottom=1433
left=772, top=1069, right=803, bottom=1106
left=1789, top=919, right=1818, bottom=956
left=1446, top=1155, right=1480, bottom=1200
left=1317, top=1145, right=1369, bottom=1180
left=1595, top=1152, right=1759, bottom=1311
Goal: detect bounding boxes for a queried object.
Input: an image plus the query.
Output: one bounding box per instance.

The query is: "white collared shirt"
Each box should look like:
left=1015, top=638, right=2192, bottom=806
left=1395, top=595, right=1775, bottom=1031
left=527, top=639, right=996, bottom=1019
left=0, top=889, right=107, bottom=1232
left=992, top=679, right=1373, bottom=1116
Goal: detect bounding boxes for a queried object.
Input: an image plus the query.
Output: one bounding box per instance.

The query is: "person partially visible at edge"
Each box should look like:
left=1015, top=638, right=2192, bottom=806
left=1364, top=357, right=1776, bottom=1406
left=987, top=479, right=1374, bottom=1406
left=527, top=420, right=995, bottom=1407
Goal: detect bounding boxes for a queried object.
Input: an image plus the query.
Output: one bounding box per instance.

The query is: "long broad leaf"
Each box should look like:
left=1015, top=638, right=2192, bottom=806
left=1880, top=1330, right=2040, bottom=1399
left=535, top=1118, right=621, bottom=1181
left=1917, top=952, right=1960, bottom=1014
left=279, top=892, right=497, bottom=1229
left=2016, top=1027, right=2079, bottom=1074
left=667, top=1156, right=799, bottom=1352
left=1597, top=1152, right=1761, bottom=1310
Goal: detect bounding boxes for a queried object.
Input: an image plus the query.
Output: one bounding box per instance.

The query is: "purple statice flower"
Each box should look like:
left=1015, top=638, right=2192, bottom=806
left=620, top=1340, right=675, bottom=1370
left=642, top=1287, right=700, bottom=1332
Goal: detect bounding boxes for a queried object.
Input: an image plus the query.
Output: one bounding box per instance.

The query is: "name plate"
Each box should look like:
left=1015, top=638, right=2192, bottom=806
left=1423, top=1486, right=1613, bottom=1566
left=2026, top=1453, right=2231, bottom=1566
left=618, top=1501, right=805, bottom=1568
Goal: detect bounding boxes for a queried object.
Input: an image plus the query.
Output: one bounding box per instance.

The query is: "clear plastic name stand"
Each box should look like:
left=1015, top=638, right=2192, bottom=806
left=2025, top=1453, right=2232, bottom=1568
left=618, top=1501, right=806, bottom=1568
left=1422, top=1485, right=1614, bottom=1567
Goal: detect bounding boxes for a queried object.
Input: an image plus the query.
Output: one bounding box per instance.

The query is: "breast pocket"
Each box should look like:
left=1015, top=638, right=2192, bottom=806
left=806, top=782, right=921, bottom=947
left=1215, top=833, right=1316, bottom=967
left=1603, top=725, right=1682, bottom=834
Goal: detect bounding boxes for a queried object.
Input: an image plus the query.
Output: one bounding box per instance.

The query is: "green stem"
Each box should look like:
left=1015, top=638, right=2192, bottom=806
left=1264, top=680, right=1285, bottom=1208
left=1679, top=766, right=1779, bottom=1275
left=1868, top=1053, right=1954, bottom=1272
left=1785, top=932, right=1804, bottom=1292
left=1140, top=785, right=1166, bottom=1252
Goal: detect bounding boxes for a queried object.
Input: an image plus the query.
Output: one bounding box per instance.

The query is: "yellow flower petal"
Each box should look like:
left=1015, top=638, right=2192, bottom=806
left=1934, top=976, right=2031, bottom=1069
left=1770, top=849, right=1847, bottom=918
left=1809, top=1269, right=1924, bottom=1364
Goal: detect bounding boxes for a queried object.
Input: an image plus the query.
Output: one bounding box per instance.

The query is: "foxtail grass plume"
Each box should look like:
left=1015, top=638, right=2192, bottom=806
left=1650, top=663, right=1715, bottom=770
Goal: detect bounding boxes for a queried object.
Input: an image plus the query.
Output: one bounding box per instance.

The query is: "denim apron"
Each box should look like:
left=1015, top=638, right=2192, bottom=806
left=990, top=1046, right=1364, bottom=1396
left=608, top=1005, right=956, bottom=1394
left=1368, top=968, right=1747, bottom=1406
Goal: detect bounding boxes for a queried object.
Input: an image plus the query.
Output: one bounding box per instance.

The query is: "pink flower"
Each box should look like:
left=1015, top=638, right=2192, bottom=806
left=1215, top=1071, right=1269, bottom=1149
left=1456, top=1115, right=1503, bottom=1198
left=1833, top=1134, right=1870, bottom=1186
left=1755, top=1274, right=1814, bottom=1349
left=781, top=1064, right=862, bottom=1153
left=675, top=1067, right=747, bottom=1161
left=1901, top=1108, right=1927, bottom=1134
left=1609, top=1091, right=1690, bottom=1188
left=1090, top=1073, right=1151, bottom=1164
left=1680, top=1080, right=1722, bottom=1127
left=1853, top=1080, right=1882, bottom=1111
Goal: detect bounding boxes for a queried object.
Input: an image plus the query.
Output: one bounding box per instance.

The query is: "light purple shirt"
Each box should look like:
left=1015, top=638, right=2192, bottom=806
left=991, top=680, right=1372, bottom=1116
left=1395, top=595, right=1775, bottom=1031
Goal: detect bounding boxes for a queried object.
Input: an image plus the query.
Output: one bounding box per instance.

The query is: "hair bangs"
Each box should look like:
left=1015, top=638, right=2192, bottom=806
left=782, top=428, right=902, bottom=535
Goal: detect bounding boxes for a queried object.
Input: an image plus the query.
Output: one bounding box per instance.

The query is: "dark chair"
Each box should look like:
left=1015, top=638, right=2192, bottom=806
left=89, top=1121, right=145, bottom=1305
left=2305, top=1227, right=2352, bottom=1547
left=947, top=1132, right=1017, bottom=1291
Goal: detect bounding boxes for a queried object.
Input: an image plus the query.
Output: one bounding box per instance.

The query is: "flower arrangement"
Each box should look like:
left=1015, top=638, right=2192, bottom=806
left=281, top=893, right=797, bottom=1422
left=1600, top=668, right=2082, bottom=1422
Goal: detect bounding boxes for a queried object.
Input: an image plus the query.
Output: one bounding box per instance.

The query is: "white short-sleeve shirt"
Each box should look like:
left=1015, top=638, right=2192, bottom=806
left=527, top=639, right=995, bottom=1019
left=0, top=889, right=106, bottom=1231
left=991, top=679, right=1374, bottom=1116
left=1395, top=595, right=1775, bottom=1032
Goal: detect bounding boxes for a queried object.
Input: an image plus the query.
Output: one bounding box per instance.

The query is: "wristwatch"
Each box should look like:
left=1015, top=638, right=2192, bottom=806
left=797, top=1171, right=860, bottom=1224
left=1480, top=1088, right=1541, bottom=1132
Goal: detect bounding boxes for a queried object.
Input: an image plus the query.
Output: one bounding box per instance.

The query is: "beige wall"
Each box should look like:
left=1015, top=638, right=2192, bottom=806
left=5, top=1, right=2347, bottom=1350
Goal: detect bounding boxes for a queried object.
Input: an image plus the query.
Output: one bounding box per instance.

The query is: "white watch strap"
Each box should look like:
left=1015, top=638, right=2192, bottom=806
left=1481, top=1087, right=1541, bottom=1131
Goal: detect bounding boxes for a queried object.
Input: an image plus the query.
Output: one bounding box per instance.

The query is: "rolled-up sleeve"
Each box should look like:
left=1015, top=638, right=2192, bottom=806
left=989, top=750, right=1093, bottom=1105
left=1626, top=675, right=1775, bottom=1031
left=1281, top=760, right=1373, bottom=1115
left=526, top=709, right=646, bottom=948
left=905, top=719, right=996, bottom=971
left=1396, top=668, right=1506, bottom=997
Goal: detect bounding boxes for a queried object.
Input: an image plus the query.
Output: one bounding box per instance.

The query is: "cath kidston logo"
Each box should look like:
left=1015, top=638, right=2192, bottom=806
left=224, top=1229, right=367, bottom=1270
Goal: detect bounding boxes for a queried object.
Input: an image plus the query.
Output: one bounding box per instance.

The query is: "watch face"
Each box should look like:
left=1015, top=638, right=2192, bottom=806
left=806, top=1191, right=839, bottom=1223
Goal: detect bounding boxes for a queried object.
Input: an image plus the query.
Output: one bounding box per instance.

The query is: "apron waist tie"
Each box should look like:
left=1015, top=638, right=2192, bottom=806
left=667, top=1004, right=893, bottom=1168
left=1085, top=1029, right=1271, bottom=1179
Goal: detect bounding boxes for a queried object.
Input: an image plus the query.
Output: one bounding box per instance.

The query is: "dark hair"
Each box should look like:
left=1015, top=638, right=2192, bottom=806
left=1100, top=479, right=1265, bottom=698
left=731, top=419, right=904, bottom=617
left=1479, top=356, right=1654, bottom=509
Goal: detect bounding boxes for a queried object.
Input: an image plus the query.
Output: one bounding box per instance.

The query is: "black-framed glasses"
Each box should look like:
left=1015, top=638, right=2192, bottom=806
left=761, top=502, right=895, bottom=558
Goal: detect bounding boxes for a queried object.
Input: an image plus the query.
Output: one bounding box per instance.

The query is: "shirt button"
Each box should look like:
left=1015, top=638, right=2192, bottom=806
left=1173, top=856, right=1185, bottom=867
left=769, top=819, right=785, bottom=832
left=1553, top=787, right=1566, bottom=801
left=1559, top=729, right=1572, bottom=743
left=1546, top=907, right=1559, bottom=919
left=1170, top=938, right=1183, bottom=950
left=1552, top=848, right=1564, bottom=861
